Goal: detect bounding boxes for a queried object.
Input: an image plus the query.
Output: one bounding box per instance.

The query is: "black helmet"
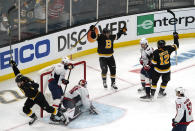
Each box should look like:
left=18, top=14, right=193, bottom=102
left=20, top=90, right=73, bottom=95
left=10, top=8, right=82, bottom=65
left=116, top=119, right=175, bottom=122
left=157, top=40, right=166, bottom=49
left=15, top=74, right=24, bottom=83
left=103, top=28, right=110, bottom=34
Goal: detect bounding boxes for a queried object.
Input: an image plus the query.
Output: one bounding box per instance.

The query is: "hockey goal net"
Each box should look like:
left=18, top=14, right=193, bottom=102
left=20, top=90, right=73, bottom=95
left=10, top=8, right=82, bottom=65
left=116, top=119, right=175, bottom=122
left=38, top=61, right=86, bottom=118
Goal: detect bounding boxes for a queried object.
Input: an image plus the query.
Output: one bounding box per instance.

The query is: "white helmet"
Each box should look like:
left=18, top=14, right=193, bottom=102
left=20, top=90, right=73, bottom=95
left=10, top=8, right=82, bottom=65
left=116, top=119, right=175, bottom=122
left=61, top=57, right=70, bottom=64
left=140, top=37, right=148, bottom=45
left=175, top=87, right=185, bottom=95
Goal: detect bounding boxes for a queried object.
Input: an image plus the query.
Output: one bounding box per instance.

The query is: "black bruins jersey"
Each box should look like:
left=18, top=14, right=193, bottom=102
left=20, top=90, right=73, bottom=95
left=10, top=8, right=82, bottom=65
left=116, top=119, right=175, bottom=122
left=152, top=44, right=177, bottom=73
left=19, top=78, right=39, bottom=99
left=96, top=34, right=116, bottom=56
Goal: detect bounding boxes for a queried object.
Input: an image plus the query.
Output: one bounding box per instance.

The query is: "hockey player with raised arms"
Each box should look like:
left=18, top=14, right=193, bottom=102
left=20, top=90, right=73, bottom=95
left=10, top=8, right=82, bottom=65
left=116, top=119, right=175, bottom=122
left=89, top=25, right=127, bottom=90
left=9, top=60, right=59, bottom=125
left=151, top=32, right=179, bottom=98
left=172, top=87, right=193, bottom=131
left=138, top=38, right=154, bottom=100
left=52, top=79, right=97, bottom=125
left=48, top=57, right=73, bottom=121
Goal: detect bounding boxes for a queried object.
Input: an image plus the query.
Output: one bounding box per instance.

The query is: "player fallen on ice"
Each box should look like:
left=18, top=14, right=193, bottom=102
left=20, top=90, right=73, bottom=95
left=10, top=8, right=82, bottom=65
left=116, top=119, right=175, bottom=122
left=138, top=38, right=153, bottom=100
left=47, top=57, right=74, bottom=121
left=9, top=60, right=60, bottom=125
left=172, top=87, right=193, bottom=131
left=89, top=25, right=127, bottom=90
left=150, top=32, right=179, bottom=99
left=51, top=79, right=98, bottom=125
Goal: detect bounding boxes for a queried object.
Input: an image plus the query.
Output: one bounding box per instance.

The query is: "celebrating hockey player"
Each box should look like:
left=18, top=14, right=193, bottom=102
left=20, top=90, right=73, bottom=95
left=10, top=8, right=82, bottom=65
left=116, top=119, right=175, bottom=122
left=138, top=38, right=154, bottom=100
left=9, top=60, right=59, bottom=125
left=172, top=87, right=193, bottom=131
left=151, top=32, right=179, bottom=98
left=52, top=79, right=97, bottom=125
left=89, top=25, right=127, bottom=90
left=48, top=57, right=73, bottom=112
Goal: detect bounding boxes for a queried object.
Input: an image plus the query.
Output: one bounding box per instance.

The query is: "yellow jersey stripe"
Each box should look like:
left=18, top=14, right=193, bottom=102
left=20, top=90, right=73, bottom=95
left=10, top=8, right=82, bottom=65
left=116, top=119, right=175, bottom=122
left=27, top=110, right=32, bottom=116
left=154, top=67, right=170, bottom=73
left=152, top=59, right=157, bottom=64
left=98, top=53, right=113, bottom=57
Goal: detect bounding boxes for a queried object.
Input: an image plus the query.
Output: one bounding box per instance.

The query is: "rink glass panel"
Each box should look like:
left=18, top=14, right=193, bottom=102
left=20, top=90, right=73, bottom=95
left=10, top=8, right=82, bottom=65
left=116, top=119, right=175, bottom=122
left=0, top=0, right=19, bottom=47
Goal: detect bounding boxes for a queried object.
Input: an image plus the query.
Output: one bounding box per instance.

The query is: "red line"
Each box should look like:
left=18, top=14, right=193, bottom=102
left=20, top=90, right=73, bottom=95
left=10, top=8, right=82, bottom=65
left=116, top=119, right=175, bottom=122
left=4, top=122, right=28, bottom=131
left=172, top=64, right=195, bottom=73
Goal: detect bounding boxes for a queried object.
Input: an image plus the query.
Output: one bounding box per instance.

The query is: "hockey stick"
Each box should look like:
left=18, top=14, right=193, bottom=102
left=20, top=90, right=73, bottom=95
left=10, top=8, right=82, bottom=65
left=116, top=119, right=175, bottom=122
left=71, top=20, right=100, bottom=48
left=58, top=69, right=72, bottom=110
left=7, top=5, right=16, bottom=60
left=167, top=9, right=178, bottom=65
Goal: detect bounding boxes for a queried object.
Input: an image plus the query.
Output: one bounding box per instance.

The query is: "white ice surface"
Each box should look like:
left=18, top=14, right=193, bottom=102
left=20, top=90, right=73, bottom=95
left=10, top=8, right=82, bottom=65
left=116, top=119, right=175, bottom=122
left=0, top=38, right=195, bottom=131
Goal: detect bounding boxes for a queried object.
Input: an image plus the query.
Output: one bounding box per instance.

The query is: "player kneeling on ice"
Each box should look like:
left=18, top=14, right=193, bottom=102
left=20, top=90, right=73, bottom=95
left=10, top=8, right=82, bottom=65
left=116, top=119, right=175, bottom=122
left=9, top=60, right=60, bottom=125
left=138, top=38, right=153, bottom=100
left=172, top=87, right=193, bottom=131
left=47, top=57, right=74, bottom=121
left=51, top=79, right=98, bottom=125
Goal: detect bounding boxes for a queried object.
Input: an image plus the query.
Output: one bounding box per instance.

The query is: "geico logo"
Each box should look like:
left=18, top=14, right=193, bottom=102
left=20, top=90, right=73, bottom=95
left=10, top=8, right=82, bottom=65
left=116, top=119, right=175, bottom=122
left=154, top=16, right=195, bottom=27
left=0, top=39, right=50, bottom=70
left=58, top=20, right=127, bottom=51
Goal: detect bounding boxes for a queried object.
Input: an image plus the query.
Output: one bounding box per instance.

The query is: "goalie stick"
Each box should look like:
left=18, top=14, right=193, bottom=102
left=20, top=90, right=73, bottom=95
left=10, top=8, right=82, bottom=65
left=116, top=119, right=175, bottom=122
left=167, top=9, right=178, bottom=65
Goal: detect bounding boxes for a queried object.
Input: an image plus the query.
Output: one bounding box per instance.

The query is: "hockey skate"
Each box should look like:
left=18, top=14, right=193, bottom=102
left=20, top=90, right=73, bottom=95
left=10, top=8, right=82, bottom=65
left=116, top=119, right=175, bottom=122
left=111, top=82, right=118, bottom=91
left=29, top=113, right=38, bottom=125
left=158, top=89, right=167, bottom=98
left=103, top=81, right=108, bottom=89
left=140, top=94, right=152, bottom=102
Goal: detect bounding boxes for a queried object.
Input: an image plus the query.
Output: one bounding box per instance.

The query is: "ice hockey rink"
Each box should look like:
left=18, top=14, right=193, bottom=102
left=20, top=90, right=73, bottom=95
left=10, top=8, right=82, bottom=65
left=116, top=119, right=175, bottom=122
left=0, top=38, right=195, bottom=131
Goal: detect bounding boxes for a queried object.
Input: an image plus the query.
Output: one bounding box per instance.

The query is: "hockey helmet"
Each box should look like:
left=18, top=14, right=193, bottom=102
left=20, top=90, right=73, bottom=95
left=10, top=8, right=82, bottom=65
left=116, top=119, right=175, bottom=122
left=140, top=37, right=148, bottom=45
left=15, top=74, right=25, bottom=83
left=157, top=40, right=166, bottom=49
left=78, top=79, right=87, bottom=87
left=62, top=57, right=70, bottom=65
left=175, top=87, right=185, bottom=95
left=103, top=28, right=110, bottom=34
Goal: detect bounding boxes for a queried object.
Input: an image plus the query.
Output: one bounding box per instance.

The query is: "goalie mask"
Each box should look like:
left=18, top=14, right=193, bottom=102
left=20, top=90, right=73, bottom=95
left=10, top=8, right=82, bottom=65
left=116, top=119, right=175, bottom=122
left=78, top=79, right=87, bottom=87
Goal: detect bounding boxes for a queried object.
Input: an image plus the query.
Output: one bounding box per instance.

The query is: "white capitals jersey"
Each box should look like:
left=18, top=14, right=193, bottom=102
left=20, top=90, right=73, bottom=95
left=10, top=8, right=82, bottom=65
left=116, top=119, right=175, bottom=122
left=174, top=96, right=194, bottom=125
left=66, top=85, right=91, bottom=111
left=50, top=63, right=67, bottom=86
left=140, top=45, right=153, bottom=66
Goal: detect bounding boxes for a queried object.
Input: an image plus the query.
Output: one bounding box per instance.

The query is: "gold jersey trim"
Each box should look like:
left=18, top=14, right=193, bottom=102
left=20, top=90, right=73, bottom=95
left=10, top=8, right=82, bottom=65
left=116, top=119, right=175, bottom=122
left=154, top=67, right=170, bottom=73
left=98, top=53, right=113, bottom=57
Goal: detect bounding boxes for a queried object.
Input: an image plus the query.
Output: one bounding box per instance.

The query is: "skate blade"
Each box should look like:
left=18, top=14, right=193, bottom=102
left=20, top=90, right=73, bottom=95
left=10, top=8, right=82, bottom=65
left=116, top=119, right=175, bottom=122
left=139, top=98, right=152, bottom=102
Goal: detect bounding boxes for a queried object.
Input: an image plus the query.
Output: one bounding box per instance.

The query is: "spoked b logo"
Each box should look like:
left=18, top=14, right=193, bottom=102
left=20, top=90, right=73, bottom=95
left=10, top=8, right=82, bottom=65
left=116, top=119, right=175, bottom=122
left=137, top=14, right=154, bottom=35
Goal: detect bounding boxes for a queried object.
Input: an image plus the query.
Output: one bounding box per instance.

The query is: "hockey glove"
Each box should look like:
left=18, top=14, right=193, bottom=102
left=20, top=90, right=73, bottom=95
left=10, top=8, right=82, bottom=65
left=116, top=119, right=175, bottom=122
left=90, top=25, right=95, bottom=31
left=139, top=58, right=143, bottom=65
left=172, top=118, right=178, bottom=127
left=144, top=65, right=150, bottom=71
left=173, top=32, right=179, bottom=39
left=10, top=60, right=17, bottom=67
left=62, top=79, right=69, bottom=85
left=122, top=26, right=127, bottom=35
